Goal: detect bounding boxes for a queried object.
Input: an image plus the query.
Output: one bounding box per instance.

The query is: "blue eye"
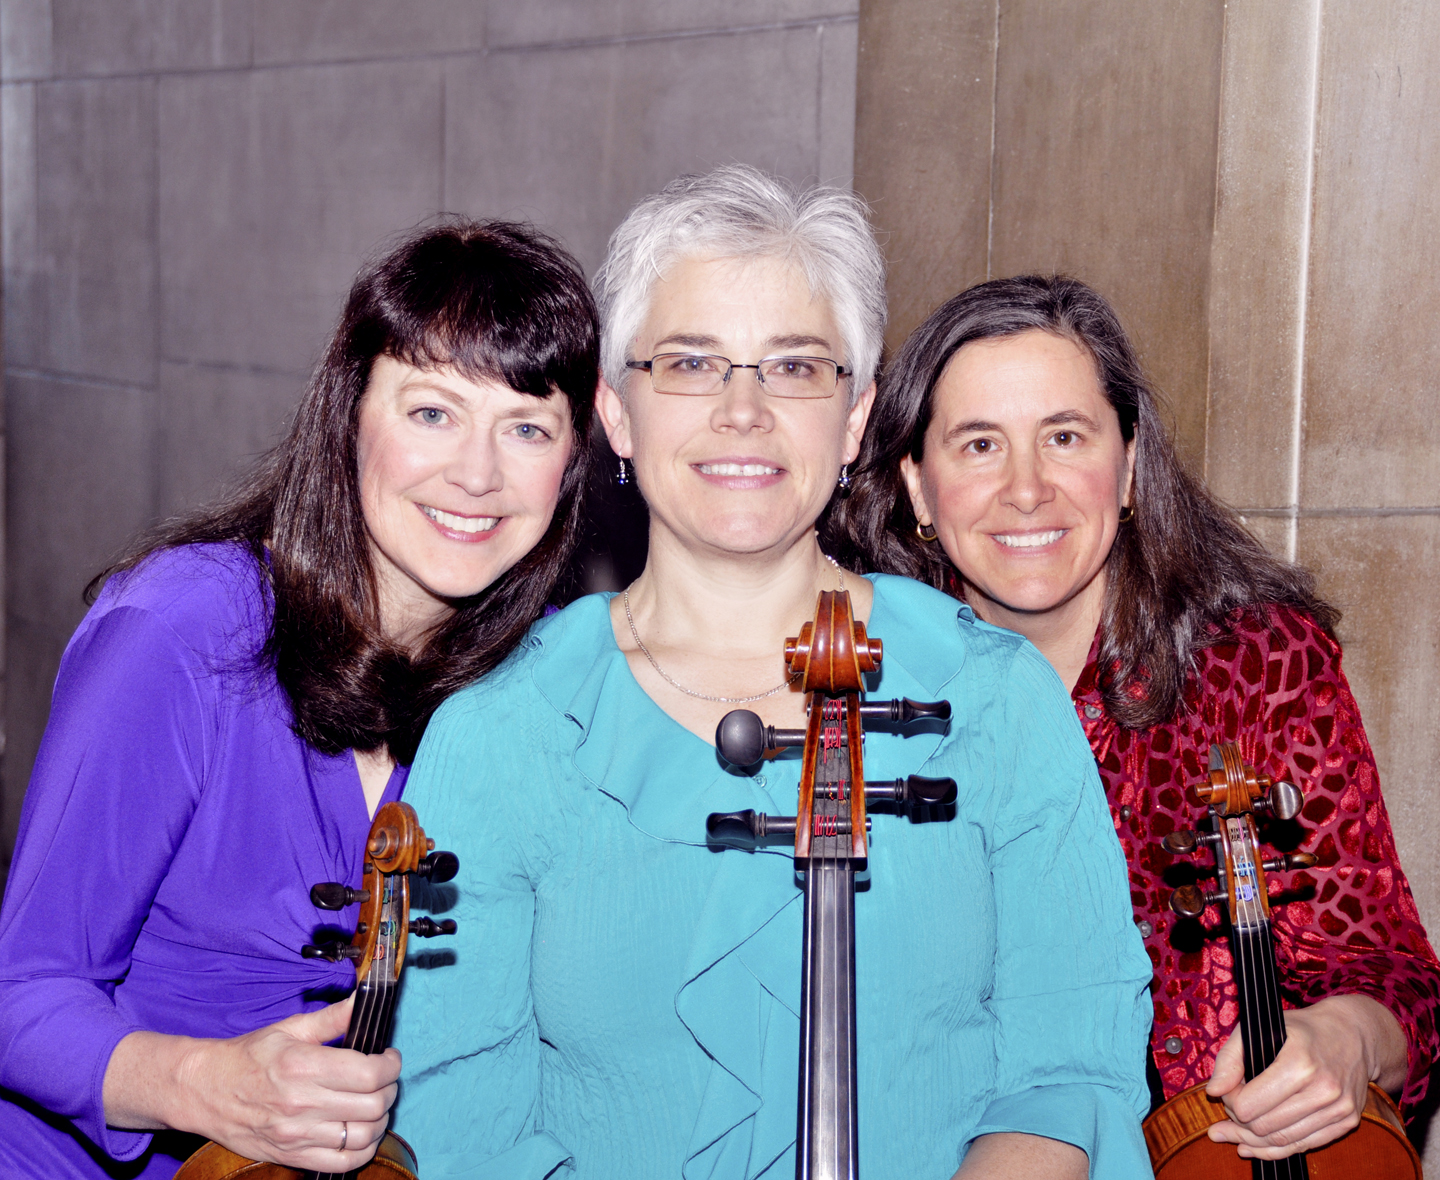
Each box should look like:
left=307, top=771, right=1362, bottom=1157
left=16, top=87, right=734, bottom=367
left=514, top=422, right=548, bottom=441
left=416, top=407, right=447, bottom=426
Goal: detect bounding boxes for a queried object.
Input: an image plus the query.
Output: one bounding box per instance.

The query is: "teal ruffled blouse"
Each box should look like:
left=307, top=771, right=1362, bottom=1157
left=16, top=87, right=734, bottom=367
left=391, top=576, right=1153, bottom=1179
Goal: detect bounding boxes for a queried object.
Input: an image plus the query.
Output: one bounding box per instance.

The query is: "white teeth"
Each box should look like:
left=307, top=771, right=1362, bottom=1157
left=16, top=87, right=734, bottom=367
left=422, top=506, right=500, bottom=534
left=994, top=530, right=1066, bottom=548
left=697, top=463, right=781, bottom=477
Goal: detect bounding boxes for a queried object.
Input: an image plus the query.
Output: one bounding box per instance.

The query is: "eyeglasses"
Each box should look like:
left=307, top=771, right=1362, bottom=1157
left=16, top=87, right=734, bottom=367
left=625, top=353, right=851, bottom=399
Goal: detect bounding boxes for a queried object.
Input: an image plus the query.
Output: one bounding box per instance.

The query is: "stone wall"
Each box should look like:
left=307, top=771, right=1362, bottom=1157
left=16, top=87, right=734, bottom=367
left=0, top=0, right=859, bottom=884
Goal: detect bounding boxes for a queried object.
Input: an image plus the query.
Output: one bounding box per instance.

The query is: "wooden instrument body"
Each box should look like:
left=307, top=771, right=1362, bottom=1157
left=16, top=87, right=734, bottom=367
left=170, top=1131, right=417, bottom=1180
left=1142, top=746, right=1422, bottom=1180
left=1143, top=1081, right=1419, bottom=1179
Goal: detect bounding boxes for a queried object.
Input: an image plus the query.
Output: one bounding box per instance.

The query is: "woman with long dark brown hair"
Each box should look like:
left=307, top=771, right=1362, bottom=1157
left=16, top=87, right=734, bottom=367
left=0, top=219, right=599, bottom=1179
left=831, top=274, right=1440, bottom=1165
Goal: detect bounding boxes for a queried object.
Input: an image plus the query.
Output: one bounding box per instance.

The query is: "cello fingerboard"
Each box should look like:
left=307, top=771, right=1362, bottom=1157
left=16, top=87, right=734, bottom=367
left=797, top=710, right=859, bottom=1180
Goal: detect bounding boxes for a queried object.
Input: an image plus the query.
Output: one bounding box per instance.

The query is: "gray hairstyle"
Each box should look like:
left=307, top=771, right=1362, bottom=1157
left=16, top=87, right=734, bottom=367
left=593, top=165, right=887, bottom=402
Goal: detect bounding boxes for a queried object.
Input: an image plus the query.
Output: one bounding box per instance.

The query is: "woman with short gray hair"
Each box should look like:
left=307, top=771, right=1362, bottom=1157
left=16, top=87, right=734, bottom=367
left=391, top=167, right=1152, bottom=1179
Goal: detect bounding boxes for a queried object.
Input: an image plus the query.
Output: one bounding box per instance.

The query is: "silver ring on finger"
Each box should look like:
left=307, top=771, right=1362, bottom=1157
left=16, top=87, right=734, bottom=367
left=339, top=1121, right=348, bottom=1152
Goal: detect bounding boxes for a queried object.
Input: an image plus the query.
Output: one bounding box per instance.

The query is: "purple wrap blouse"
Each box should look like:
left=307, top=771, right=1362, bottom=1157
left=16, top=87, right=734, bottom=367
left=0, top=544, right=405, bottom=1178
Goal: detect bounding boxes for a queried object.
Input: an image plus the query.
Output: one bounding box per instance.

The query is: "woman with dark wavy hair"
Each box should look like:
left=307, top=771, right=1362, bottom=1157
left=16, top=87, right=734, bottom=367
left=829, top=273, right=1440, bottom=1164
left=0, top=219, right=598, bottom=1179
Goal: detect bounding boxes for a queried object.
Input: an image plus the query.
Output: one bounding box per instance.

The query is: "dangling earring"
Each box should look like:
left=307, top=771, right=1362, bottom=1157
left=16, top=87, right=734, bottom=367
left=616, top=457, right=632, bottom=487
left=916, top=521, right=938, bottom=543
left=837, top=463, right=852, bottom=491
left=1118, top=504, right=1134, bottom=523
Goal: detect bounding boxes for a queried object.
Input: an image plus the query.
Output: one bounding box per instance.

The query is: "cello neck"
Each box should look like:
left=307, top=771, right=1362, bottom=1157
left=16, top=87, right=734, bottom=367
left=797, top=697, right=861, bottom=1180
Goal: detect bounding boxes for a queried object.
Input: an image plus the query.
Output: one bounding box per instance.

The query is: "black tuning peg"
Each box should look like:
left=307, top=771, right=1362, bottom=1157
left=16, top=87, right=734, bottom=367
left=409, top=917, right=458, bottom=937
left=858, top=698, right=952, bottom=726
left=1253, top=780, right=1304, bottom=821
left=301, top=939, right=364, bottom=962
left=1161, top=830, right=1220, bottom=855
left=706, top=809, right=797, bottom=846
left=716, top=711, right=768, bottom=768
left=309, top=882, right=370, bottom=910
left=865, top=775, right=958, bottom=813
left=1262, top=851, right=1318, bottom=873
left=416, top=850, right=459, bottom=883
left=1168, top=885, right=1225, bottom=919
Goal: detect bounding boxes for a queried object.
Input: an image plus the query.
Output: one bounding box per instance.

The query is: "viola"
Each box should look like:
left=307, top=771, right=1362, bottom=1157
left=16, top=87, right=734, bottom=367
left=707, top=590, right=956, bottom=1180
left=1142, top=744, right=1420, bottom=1180
left=175, top=801, right=459, bottom=1180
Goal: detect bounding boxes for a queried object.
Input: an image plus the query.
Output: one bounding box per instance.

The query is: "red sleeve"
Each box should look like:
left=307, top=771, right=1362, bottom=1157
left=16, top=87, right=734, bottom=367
left=1234, top=607, right=1440, bottom=1117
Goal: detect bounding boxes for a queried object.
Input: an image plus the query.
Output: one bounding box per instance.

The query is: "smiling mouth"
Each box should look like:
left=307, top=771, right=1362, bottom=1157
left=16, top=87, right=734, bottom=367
left=695, top=463, right=782, bottom=477
left=993, top=530, right=1067, bottom=548
left=420, top=505, right=500, bottom=534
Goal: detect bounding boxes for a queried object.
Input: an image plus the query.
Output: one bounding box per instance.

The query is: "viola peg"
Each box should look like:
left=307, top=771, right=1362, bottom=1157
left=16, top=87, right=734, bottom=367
left=309, top=882, right=370, bottom=910
left=409, top=917, right=458, bottom=937
left=716, top=710, right=768, bottom=769
left=417, top=850, right=459, bottom=883
left=1168, top=885, right=1224, bottom=919
left=1161, top=831, right=1198, bottom=854
left=1261, top=851, right=1319, bottom=873
left=1254, top=780, right=1304, bottom=821
left=301, top=940, right=363, bottom=962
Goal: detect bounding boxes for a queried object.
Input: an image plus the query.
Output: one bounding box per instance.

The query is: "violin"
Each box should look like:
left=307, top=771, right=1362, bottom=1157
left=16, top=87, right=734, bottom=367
left=706, top=590, right=956, bottom=1180
left=1142, top=744, right=1420, bottom=1179
left=175, top=801, right=459, bottom=1180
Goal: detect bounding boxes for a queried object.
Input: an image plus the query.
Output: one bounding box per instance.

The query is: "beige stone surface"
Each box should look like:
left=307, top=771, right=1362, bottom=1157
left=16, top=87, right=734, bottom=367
left=987, top=0, right=1224, bottom=469
left=853, top=0, right=995, bottom=354
left=1301, top=1, right=1440, bottom=511
left=1298, top=514, right=1440, bottom=940
left=1204, top=1, right=1320, bottom=511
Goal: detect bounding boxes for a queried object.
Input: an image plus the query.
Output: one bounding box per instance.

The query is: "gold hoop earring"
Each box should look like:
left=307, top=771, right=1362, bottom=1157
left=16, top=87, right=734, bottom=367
left=1118, top=504, right=1134, bottom=523
left=916, top=521, right=939, bottom=543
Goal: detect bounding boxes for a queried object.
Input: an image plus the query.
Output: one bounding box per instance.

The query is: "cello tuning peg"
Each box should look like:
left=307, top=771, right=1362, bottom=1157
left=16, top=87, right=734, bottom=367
left=1261, top=851, right=1319, bottom=873
left=416, top=850, right=459, bottom=883
left=309, top=883, right=370, bottom=910
left=409, top=917, right=458, bottom=938
left=1168, top=885, right=1224, bottom=919
left=1253, top=780, right=1304, bottom=821
left=857, top=698, right=952, bottom=726
left=716, top=710, right=768, bottom=768
left=706, top=809, right=797, bottom=846
left=300, top=940, right=363, bottom=962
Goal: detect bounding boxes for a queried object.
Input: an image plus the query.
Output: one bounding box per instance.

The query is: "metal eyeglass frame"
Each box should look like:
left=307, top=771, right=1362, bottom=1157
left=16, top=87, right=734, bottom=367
left=625, top=353, right=852, bottom=398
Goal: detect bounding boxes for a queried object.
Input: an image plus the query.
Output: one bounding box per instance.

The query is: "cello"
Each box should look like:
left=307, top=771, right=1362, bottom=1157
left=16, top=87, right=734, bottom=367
left=706, top=589, right=956, bottom=1180
left=175, top=801, right=459, bottom=1180
left=1141, top=744, right=1421, bottom=1179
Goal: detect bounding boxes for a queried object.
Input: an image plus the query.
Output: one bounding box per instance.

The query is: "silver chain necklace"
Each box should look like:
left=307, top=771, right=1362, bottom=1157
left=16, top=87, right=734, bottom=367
left=623, top=554, right=846, bottom=704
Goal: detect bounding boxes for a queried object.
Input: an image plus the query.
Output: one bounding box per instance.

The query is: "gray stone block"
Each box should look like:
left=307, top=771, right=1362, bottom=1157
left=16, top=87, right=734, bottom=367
left=158, top=59, right=444, bottom=374
left=1, top=617, right=71, bottom=880
left=817, top=19, right=856, bottom=188
left=5, top=372, right=157, bottom=631
left=157, top=360, right=305, bottom=519
left=1, top=0, right=53, bottom=81
left=445, top=24, right=826, bottom=276
left=50, top=0, right=253, bottom=76
left=487, top=0, right=855, bottom=49
left=250, top=0, right=484, bottom=65
left=9, top=76, right=158, bottom=385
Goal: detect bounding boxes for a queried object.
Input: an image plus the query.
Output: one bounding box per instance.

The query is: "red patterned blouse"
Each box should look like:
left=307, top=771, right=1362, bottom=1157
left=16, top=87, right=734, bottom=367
left=1072, top=605, right=1440, bottom=1117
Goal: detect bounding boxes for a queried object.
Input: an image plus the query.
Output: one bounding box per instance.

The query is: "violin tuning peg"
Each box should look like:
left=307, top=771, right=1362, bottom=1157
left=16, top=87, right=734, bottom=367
left=416, top=850, right=459, bottom=883
left=408, top=917, right=458, bottom=937
left=309, top=882, right=370, bottom=910
left=1161, top=831, right=1198, bottom=854
left=1168, top=885, right=1224, bottom=919
left=1254, top=780, right=1304, bottom=821
left=1261, top=851, right=1318, bottom=873
left=300, top=940, right=363, bottom=962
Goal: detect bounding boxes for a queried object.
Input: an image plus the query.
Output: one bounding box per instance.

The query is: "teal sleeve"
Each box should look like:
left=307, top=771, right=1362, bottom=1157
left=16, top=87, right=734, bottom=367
left=967, top=646, right=1153, bottom=1178
left=389, top=689, right=573, bottom=1179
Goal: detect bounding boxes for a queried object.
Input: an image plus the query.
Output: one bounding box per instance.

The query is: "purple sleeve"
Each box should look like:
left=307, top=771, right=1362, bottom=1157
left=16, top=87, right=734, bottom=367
left=0, top=604, right=214, bottom=1161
